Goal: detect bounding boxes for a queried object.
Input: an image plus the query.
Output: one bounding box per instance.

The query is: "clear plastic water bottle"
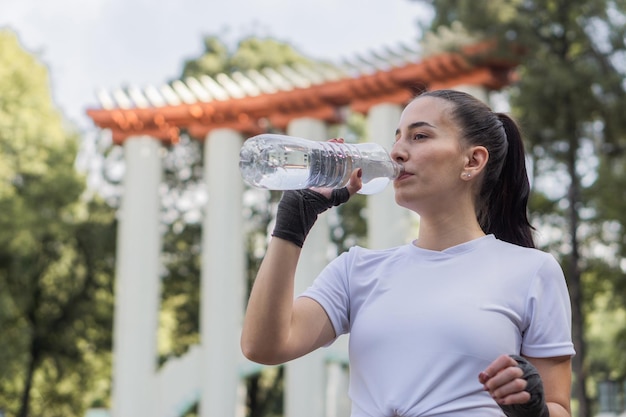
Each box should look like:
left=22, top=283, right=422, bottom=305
left=239, top=134, right=402, bottom=195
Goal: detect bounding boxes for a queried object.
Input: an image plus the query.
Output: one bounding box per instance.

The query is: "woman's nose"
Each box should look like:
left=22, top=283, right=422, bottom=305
left=390, top=141, right=407, bottom=162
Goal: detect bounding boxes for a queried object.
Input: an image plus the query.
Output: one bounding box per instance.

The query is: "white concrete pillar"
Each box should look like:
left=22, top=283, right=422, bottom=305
left=326, top=362, right=351, bottom=417
left=199, top=129, right=245, bottom=417
left=367, top=103, right=415, bottom=249
left=112, top=136, right=162, bottom=417
left=285, top=118, right=330, bottom=417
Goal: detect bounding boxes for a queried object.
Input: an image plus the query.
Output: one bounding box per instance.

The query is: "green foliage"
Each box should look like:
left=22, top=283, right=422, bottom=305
left=586, top=289, right=626, bottom=380
left=157, top=135, right=204, bottom=362
left=182, top=36, right=230, bottom=77
left=181, top=35, right=319, bottom=79
left=0, top=30, right=116, bottom=417
left=245, top=367, right=284, bottom=417
left=159, top=221, right=202, bottom=361
left=231, top=38, right=313, bottom=72
left=415, top=0, right=522, bottom=39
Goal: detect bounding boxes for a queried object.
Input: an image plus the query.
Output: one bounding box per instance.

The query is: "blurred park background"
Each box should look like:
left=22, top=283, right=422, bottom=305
left=1, top=1, right=626, bottom=416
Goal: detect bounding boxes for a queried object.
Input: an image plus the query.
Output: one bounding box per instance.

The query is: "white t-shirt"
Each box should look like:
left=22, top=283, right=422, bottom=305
left=301, top=235, right=575, bottom=417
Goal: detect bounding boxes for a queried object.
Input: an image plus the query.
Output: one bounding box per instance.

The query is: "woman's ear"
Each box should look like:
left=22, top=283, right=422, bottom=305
left=464, top=146, right=489, bottom=176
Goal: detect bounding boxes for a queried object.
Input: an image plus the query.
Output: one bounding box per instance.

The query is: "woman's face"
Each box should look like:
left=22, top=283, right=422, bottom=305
left=391, top=96, right=470, bottom=213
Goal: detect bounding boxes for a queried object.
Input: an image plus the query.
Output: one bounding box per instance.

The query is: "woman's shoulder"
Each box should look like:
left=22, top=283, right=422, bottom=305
left=488, top=237, right=563, bottom=273
left=490, top=236, right=554, bottom=257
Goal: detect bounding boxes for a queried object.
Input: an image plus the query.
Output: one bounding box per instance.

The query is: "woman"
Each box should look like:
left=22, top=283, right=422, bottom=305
left=241, top=89, right=575, bottom=417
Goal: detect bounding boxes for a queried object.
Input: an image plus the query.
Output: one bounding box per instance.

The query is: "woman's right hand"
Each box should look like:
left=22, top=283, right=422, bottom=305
left=271, top=137, right=363, bottom=248
left=311, top=138, right=363, bottom=198
left=310, top=166, right=363, bottom=199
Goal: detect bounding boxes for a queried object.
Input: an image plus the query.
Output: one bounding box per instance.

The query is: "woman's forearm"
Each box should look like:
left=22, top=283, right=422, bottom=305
left=240, top=237, right=301, bottom=364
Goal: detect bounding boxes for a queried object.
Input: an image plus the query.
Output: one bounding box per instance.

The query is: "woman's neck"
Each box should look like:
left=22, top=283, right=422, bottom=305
left=414, top=210, right=486, bottom=251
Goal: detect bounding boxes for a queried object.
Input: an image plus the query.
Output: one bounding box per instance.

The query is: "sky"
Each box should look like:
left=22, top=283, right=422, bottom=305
left=1, top=0, right=432, bottom=130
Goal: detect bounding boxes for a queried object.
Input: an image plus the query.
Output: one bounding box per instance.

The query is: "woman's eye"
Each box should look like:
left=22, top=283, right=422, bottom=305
left=413, top=133, right=427, bottom=140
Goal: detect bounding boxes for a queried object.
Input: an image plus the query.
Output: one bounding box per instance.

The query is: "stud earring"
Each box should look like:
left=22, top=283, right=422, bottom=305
left=463, top=172, right=471, bottom=179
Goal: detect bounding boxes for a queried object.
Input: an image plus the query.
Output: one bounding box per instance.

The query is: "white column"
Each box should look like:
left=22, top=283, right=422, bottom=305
left=112, top=136, right=162, bottom=417
left=367, top=103, right=415, bottom=249
left=285, top=118, right=330, bottom=417
left=326, top=362, right=351, bottom=417
left=199, top=128, right=245, bottom=417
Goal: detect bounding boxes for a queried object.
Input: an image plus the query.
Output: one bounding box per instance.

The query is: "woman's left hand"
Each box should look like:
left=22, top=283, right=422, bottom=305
left=478, top=354, right=531, bottom=406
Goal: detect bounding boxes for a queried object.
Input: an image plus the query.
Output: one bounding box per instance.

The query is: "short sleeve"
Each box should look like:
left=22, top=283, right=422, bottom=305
left=299, top=249, right=353, bottom=340
left=521, top=254, right=576, bottom=358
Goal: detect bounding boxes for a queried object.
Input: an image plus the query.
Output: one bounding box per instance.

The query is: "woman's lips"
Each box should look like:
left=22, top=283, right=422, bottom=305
left=395, top=172, right=413, bottom=182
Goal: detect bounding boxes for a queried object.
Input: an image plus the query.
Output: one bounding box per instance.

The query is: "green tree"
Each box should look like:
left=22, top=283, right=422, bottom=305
left=181, top=35, right=319, bottom=79
left=0, top=29, right=116, bottom=417
left=412, top=1, right=626, bottom=415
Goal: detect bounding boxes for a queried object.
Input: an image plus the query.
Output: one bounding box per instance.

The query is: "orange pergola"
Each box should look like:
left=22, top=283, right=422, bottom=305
left=86, top=40, right=521, bottom=145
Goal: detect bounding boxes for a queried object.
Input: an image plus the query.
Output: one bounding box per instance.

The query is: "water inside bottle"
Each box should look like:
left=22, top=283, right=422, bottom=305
left=239, top=135, right=400, bottom=194
left=239, top=139, right=318, bottom=189
left=308, top=143, right=352, bottom=189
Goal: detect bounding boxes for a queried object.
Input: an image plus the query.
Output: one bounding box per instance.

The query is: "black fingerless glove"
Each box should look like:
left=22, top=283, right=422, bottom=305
left=272, top=188, right=350, bottom=248
left=499, top=355, right=549, bottom=417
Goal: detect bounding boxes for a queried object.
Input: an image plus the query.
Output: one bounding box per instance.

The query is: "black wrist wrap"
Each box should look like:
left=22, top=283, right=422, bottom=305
left=499, top=355, right=549, bottom=417
left=271, top=188, right=350, bottom=248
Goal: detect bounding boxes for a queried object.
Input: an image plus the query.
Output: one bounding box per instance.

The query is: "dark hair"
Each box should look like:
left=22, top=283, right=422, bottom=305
left=419, top=89, right=535, bottom=248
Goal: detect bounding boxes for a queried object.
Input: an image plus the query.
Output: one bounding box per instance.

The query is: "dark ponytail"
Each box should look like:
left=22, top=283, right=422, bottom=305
left=481, top=114, right=535, bottom=248
left=420, top=90, right=535, bottom=248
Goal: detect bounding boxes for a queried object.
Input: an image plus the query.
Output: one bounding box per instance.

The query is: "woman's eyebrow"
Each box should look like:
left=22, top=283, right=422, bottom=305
left=395, top=121, right=436, bottom=135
